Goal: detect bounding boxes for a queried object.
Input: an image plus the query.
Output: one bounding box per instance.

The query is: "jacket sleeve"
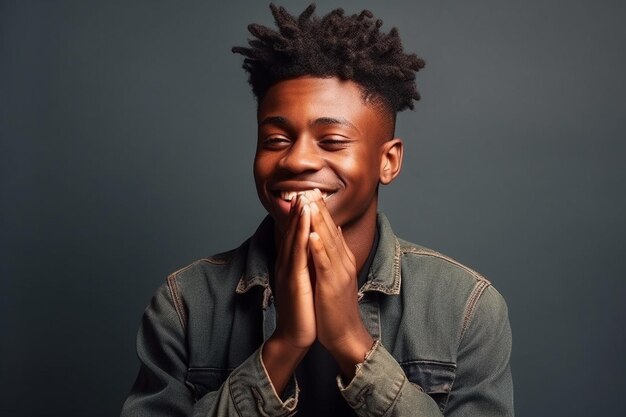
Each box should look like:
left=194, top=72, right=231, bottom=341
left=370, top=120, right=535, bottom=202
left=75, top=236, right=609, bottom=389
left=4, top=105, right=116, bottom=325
left=338, top=285, right=514, bottom=416
left=443, top=285, right=514, bottom=416
left=337, top=341, right=444, bottom=416
left=120, top=284, right=298, bottom=417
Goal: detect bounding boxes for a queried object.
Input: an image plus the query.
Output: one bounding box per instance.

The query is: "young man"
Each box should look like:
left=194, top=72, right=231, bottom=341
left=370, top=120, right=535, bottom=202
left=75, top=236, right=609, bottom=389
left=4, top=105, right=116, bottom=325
left=121, top=4, right=513, bottom=416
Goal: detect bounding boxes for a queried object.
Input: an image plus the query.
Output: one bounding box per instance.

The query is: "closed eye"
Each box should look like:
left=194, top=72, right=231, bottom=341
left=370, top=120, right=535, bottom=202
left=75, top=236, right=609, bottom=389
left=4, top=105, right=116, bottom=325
left=319, top=138, right=352, bottom=150
left=261, top=136, right=291, bottom=150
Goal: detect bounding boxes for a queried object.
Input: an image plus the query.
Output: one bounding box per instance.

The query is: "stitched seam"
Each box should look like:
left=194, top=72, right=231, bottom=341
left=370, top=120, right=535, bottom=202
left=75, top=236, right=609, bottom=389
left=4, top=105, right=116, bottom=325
left=168, top=262, right=197, bottom=279
left=458, top=280, right=490, bottom=345
left=236, top=273, right=270, bottom=294
left=392, top=237, right=401, bottom=292
left=201, top=251, right=235, bottom=265
left=376, top=298, right=382, bottom=341
left=187, top=367, right=235, bottom=373
left=399, top=359, right=456, bottom=368
left=166, top=274, right=187, bottom=331
left=359, top=236, right=402, bottom=296
left=400, top=247, right=490, bottom=285
left=228, top=376, right=245, bottom=417
left=202, top=258, right=229, bottom=265
left=200, top=248, right=237, bottom=265
left=398, top=359, right=457, bottom=411
left=382, top=375, right=407, bottom=417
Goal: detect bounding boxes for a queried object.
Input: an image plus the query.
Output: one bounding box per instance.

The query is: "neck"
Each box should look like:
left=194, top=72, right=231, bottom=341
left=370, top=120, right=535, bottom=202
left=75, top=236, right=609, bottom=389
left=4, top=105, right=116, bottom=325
left=341, top=204, right=378, bottom=275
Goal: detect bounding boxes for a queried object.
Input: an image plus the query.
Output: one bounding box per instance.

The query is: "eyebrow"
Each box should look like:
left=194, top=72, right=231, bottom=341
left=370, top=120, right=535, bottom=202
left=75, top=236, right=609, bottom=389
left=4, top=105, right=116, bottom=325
left=258, top=116, right=359, bottom=132
left=312, top=117, right=359, bottom=132
left=258, top=116, right=291, bottom=129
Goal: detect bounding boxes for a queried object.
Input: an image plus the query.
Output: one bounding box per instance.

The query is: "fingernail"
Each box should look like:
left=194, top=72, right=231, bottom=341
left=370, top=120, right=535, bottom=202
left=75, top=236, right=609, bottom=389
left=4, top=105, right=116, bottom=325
left=300, top=204, right=309, bottom=216
left=310, top=232, right=320, bottom=240
left=310, top=202, right=319, bottom=213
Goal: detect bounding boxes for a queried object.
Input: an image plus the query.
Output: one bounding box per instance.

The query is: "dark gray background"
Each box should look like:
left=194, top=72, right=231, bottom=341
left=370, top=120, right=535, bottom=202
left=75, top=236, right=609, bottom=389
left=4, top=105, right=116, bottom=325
left=2, top=1, right=625, bottom=416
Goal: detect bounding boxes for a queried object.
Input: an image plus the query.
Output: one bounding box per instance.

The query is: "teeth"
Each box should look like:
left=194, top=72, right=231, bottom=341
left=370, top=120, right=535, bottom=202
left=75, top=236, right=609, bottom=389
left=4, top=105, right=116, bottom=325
left=279, top=190, right=330, bottom=202
left=280, top=191, right=298, bottom=201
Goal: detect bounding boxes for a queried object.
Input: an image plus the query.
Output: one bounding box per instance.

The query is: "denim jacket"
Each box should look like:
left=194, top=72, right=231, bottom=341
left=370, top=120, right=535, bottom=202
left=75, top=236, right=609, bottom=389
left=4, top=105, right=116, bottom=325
left=121, top=213, right=513, bottom=416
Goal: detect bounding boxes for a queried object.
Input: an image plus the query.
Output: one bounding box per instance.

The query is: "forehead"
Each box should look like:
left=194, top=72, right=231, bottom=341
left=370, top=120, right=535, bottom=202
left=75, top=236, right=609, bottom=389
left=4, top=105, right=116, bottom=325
left=258, top=76, right=387, bottom=129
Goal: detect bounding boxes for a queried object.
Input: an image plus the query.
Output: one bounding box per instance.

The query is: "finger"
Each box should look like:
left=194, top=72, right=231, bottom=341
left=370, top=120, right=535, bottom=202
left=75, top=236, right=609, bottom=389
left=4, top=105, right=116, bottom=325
left=313, top=189, right=355, bottom=272
left=333, top=225, right=355, bottom=275
left=277, top=194, right=306, bottom=270
left=308, top=232, right=332, bottom=278
left=292, top=196, right=311, bottom=272
left=309, top=200, right=357, bottom=276
left=310, top=190, right=356, bottom=277
left=314, top=188, right=337, bottom=232
left=338, top=226, right=356, bottom=268
left=309, top=201, right=340, bottom=263
left=312, top=190, right=356, bottom=275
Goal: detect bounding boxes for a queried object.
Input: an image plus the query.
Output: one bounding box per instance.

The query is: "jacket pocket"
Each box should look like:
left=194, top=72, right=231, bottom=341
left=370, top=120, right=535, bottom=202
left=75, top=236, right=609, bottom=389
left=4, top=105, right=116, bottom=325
left=185, top=367, right=233, bottom=400
left=399, top=360, right=456, bottom=412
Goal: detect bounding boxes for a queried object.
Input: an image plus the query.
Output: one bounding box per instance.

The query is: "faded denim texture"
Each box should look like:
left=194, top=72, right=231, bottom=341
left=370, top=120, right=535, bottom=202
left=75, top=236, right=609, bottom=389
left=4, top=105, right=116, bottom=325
left=121, top=213, right=513, bottom=416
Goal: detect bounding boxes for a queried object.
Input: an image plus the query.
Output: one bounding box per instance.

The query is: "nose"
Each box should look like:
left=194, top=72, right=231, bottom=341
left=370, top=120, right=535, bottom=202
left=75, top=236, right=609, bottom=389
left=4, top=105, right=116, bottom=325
left=278, top=136, right=323, bottom=173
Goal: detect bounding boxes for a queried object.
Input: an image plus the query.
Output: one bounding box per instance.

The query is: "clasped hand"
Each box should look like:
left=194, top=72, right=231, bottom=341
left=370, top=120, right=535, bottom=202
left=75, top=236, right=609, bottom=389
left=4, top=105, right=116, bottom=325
left=265, top=189, right=373, bottom=389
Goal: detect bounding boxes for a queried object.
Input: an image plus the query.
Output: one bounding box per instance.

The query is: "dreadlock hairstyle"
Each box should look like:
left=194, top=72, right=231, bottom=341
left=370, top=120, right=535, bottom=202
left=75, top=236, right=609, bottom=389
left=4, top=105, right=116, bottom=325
left=232, top=3, right=425, bottom=113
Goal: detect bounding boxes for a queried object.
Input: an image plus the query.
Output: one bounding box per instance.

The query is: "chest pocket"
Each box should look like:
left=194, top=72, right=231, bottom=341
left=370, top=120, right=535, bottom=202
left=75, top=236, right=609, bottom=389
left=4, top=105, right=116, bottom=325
left=399, top=360, right=456, bottom=412
left=185, top=368, right=233, bottom=400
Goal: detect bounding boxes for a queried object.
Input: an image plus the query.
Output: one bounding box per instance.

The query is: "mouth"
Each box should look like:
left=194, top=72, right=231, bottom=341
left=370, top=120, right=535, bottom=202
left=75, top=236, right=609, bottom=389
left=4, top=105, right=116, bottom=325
left=276, top=189, right=335, bottom=202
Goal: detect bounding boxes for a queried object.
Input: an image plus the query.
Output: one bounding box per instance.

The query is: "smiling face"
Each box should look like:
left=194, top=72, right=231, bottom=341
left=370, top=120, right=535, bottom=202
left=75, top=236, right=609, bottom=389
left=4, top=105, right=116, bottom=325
left=254, top=76, right=401, bottom=235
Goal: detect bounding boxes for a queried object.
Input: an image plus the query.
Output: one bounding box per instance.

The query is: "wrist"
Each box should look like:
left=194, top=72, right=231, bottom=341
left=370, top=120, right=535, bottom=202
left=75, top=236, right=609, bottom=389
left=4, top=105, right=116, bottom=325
left=262, top=335, right=310, bottom=397
left=264, top=334, right=310, bottom=361
left=327, top=330, right=374, bottom=381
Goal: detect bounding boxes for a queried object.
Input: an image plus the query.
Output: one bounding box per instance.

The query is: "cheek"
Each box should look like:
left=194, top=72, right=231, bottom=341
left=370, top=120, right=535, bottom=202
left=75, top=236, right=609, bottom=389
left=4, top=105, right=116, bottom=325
left=342, top=151, right=381, bottom=186
left=253, top=157, right=270, bottom=197
left=253, top=154, right=270, bottom=181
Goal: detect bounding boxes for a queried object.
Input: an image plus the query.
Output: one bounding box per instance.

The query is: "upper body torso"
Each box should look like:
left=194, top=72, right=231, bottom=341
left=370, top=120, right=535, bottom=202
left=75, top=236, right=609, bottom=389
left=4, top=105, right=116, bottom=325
left=121, top=213, right=513, bottom=416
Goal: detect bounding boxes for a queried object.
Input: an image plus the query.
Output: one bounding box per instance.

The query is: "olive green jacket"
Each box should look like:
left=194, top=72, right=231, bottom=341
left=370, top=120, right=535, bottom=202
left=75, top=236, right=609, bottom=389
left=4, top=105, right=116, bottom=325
left=121, top=213, right=513, bottom=416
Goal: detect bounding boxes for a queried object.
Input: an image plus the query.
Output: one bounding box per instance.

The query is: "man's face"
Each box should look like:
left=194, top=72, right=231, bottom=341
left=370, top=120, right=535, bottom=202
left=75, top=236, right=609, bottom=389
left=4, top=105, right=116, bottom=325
left=254, top=76, right=395, bottom=233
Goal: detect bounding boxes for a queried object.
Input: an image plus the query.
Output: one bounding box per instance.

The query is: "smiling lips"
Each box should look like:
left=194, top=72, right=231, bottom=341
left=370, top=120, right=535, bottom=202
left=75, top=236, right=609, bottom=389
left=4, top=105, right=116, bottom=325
left=278, top=190, right=333, bottom=202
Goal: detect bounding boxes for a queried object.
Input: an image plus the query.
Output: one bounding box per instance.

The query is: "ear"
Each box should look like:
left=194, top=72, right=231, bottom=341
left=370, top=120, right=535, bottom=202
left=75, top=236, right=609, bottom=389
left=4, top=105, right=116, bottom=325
left=379, top=138, right=403, bottom=185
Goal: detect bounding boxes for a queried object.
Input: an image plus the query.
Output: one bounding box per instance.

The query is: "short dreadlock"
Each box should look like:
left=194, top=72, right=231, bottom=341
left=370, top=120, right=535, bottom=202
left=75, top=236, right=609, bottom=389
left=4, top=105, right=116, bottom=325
left=232, top=3, right=425, bottom=113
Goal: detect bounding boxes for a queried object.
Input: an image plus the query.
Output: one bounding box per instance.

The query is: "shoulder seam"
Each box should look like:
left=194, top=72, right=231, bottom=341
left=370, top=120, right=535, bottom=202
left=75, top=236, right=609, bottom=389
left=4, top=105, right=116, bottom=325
left=458, top=280, right=491, bottom=345
left=166, top=274, right=188, bottom=331
left=202, top=249, right=237, bottom=265
left=168, top=261, right=198, bottom=278
left=400, top=246, right=490, bottom=284
left=164, top=251, right=237, bottom=330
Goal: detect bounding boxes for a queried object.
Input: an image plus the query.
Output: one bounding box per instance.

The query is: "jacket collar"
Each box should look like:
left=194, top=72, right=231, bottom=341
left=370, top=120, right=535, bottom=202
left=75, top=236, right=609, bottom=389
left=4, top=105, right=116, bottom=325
left=235, top=213, right=401, bottom=297
left=235, top=215, right=274, bottom=295
left=359, top=213, right=402, bottom=297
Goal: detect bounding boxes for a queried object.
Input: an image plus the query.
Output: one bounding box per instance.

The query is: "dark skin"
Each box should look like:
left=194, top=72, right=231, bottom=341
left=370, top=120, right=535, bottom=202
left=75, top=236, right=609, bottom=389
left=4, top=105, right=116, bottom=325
left=254, top=76, right=404, bottom=395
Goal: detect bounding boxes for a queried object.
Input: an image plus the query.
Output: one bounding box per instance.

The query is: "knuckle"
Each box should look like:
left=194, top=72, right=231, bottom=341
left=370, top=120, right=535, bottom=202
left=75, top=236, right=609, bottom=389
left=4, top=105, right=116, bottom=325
left=311, top=256, right=327, bottom=270
left=316, top=258, right=331, bottom=272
